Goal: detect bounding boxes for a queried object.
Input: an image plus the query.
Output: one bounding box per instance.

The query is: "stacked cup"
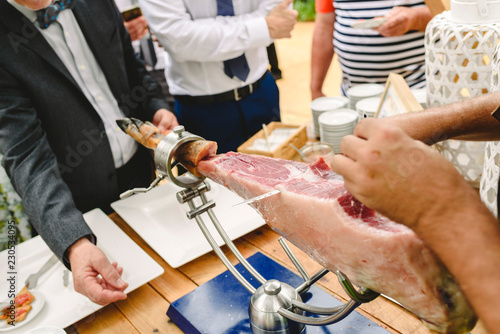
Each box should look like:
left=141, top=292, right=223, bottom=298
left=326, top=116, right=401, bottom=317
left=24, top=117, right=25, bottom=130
left=318, top=108, right=359, bottom=154
left=310, top=96, right=349, bottom=138
left=346, top=83, right=385, bottom=111
left=355, top=96, right=381, bottom=118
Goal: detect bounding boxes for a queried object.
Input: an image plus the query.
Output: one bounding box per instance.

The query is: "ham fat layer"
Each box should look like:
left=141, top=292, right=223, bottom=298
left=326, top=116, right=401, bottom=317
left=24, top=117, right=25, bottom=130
left=197, top=152, right=477, bottom=334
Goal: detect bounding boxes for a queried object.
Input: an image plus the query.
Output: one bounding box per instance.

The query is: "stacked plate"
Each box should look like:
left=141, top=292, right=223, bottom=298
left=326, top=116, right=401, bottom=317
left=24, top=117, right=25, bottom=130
left=411, top=88, right=427, bottom=109
left=310, top=96, right=349, bottom=137
left=318, top=108, right=358, bottom=154
left=346, top=83, right=385, bottom=110
left=356, top=96, right=382, bottom=118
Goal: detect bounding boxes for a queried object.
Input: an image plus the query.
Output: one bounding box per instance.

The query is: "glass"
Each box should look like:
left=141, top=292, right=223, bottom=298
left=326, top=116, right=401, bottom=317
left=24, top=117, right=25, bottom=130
left=299, top=143, right=335, bottom=164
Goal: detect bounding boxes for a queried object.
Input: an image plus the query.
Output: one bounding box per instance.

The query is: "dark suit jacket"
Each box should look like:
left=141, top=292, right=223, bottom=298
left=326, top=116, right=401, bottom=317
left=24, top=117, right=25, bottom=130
left=0, top=0, right=169, bottom=267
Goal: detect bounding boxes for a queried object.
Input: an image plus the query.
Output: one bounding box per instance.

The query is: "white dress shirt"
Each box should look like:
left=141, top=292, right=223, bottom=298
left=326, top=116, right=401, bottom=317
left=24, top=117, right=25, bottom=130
left=138, top=0, right=280, bottom=96
left=8, top=0, right=137, bottom=168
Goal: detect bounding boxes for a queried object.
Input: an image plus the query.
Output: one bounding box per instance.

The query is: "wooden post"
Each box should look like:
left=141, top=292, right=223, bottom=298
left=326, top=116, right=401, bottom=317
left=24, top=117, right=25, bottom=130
left=425, top=0, right=450, bottom=16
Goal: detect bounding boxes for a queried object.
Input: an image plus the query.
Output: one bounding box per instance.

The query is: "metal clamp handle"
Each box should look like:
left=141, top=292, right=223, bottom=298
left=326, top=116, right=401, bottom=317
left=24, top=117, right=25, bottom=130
left=119, top=174, right=165, bottom=199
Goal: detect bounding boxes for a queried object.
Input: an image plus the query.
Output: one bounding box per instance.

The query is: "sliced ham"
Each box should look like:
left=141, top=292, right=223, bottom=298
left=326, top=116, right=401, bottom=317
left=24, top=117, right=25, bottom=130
left=197, top=152, right=477, bottom=334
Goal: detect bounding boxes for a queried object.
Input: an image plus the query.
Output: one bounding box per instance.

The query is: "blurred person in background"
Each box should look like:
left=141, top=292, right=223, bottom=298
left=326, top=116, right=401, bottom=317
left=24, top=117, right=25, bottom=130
left=310, top=0, right=432, bottom=99
left=138, top=0, right=298, bottom=153
left=115, top=0, right=175, bottom=111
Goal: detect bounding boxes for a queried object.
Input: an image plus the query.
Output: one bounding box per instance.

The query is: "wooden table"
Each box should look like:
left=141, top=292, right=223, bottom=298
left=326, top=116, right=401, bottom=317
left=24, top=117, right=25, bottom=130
left=62, top=212, right=487, bottom=334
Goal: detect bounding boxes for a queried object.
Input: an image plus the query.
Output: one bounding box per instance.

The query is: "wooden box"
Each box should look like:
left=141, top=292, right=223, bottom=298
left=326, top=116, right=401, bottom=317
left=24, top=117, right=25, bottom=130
left=237, top=122, right=307, bottom=160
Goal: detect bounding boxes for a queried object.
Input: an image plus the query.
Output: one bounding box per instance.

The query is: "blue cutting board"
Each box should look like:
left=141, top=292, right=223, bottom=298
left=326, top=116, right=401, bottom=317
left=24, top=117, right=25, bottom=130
left=167, top=252, right=390, bottom=333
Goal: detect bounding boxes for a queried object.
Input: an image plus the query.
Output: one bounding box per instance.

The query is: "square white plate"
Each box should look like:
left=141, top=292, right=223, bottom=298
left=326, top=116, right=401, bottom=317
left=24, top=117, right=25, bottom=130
left=111, top=179, right=266, bottom=268
left=0, top=208, right=164, bottom=333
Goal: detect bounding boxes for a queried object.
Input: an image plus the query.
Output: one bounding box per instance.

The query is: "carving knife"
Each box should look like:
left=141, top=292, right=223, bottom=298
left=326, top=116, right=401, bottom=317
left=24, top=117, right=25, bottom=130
left=231, top=189, right=281, bottom=207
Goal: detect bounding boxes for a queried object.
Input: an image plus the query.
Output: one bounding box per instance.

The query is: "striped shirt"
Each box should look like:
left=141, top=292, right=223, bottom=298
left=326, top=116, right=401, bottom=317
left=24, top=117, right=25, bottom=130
left=333, top=0, right=426, bottom=94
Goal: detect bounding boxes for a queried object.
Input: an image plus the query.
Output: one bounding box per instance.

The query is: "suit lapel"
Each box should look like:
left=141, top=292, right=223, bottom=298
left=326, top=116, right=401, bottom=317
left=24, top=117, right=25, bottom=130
left=0, top=0, right=79, bottom=89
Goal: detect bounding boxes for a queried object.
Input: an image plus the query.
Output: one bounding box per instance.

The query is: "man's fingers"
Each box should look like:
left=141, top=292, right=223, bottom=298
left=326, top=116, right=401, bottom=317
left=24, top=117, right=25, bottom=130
left=85, top=282, right=127, bottom=305
left=281, top=0, right=294, bottom=8
left=93, top=258, right=128, bottom=291
left=330, top=153, right=358, bottom=182
left=353, top=118, right=379, bottom=139
left=339, top=135, right=366, bottom=161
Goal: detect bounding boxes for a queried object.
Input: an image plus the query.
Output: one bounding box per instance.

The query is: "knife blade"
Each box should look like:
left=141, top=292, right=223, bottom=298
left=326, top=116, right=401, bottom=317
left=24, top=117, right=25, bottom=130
left=25, top=254, right=59, bottom=289
left=231, top=189, right=281, bottom=207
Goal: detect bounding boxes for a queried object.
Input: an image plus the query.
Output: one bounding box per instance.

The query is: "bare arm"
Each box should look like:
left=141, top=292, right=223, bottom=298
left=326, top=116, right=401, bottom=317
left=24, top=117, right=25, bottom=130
left=381, top=91, right=500, bottom=144
left=331, top=119, right=500, bottom=333
left=310, top=11, right=335, bottom=100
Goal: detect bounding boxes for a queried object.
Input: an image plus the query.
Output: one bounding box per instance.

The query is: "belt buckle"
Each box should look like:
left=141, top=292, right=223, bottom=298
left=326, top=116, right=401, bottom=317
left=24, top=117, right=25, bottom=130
left=233, top=84, right=254, bottom=102
left=233, top=88, right=242, bottom=101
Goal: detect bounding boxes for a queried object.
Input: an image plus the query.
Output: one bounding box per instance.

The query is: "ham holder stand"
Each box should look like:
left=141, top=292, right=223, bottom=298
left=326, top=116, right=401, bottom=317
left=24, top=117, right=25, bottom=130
left=122, top=126, right=388, bottom=334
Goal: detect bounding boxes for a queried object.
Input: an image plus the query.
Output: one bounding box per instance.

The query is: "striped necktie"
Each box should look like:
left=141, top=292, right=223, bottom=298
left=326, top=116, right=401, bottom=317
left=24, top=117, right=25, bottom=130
left=217, top=0, right=250, bottom=81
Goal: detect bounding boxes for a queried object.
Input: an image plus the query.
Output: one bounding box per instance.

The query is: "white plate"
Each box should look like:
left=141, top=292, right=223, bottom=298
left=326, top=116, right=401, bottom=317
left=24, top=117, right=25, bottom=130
left=111, top=179, right=266, bottom=268
left=347, top=83, right=385, bottom=98
left=0, top=209, right=164, bottom=334
left=310, top=96, right=349, bottom=112
left=356, top=97, right=381, bottom=114
left=23, top=326, right=64, bottom=334
left=350, top=17, right=387, bottom=29
left=0, top=292, right=45, bottom=332
left=23, top=327, right=65, bottom=334
left=318, top=110, right=358, bottom=126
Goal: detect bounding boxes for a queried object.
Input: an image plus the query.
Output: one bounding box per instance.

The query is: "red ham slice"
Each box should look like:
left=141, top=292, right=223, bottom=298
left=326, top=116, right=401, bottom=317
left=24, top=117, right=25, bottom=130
left=197, top=152, right=477, bottom=334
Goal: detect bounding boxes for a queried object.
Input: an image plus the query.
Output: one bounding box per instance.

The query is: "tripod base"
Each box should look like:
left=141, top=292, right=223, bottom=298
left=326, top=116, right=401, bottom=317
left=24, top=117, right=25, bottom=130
left=167, top=252, right=390, bottom=333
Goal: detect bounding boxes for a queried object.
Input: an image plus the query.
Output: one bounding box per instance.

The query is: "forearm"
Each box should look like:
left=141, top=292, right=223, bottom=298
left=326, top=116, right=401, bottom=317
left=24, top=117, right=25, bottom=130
left=409, top=6, right=432, bottom=32
left=0, top=122, right=93, bottom=268
left=310, top=12, right=335, bottom=99
left=418, top=197, right=500, bottom=333
left=382, top=91, right=500, bottom=144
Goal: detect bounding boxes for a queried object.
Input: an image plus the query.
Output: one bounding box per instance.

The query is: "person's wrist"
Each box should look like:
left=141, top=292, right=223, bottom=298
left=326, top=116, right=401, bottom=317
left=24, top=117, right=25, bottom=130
left=408, top=8, right=419, bottom=31
left=265, top=17, right=277, bottom=39
left=68, top=237, right=92, bottom=264
left=311, top=90, right=324, bottom=100
left=415, top=181, right=479, bottom=240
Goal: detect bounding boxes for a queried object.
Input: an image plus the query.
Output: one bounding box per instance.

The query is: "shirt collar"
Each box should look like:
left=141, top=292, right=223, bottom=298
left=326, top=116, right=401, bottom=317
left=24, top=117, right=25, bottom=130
left=7, top=0, right=41, bottom=23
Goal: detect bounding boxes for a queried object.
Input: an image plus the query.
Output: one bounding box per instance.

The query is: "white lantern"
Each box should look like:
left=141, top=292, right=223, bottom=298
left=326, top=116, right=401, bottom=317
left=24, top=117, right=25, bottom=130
left=480, top=44, right=500, bottom=218
left=425, top=0, right=500, bottom=187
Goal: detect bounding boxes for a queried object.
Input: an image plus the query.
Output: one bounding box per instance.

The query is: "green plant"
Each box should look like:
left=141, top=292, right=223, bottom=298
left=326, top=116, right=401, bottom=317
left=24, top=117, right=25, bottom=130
left=294, top=0, right=316, bottom=22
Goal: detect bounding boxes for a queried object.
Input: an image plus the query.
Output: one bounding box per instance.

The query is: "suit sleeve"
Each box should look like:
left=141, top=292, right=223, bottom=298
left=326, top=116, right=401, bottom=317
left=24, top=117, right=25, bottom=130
left=0, top=66, right=95, bottom=270
left=109, top=0, right=171, bottom=120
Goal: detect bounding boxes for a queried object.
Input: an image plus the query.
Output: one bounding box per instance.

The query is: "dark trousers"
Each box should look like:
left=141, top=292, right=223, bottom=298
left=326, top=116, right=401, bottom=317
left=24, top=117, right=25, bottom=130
left=149, top=69, right=175, bottom=111
left=174, top=72, right=281, bottom=153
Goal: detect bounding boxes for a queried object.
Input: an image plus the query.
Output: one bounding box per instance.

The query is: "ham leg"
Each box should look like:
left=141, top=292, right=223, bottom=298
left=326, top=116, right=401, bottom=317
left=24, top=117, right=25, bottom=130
left=197, top=152, right=477, bottom=334
left=116, top=118, right=217, bottom=176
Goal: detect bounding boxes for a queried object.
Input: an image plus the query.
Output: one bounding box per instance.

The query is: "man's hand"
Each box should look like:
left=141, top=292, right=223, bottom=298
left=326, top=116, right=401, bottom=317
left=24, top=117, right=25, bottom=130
left=266, top=0, right=298, bottom=39
left=152, top=108, right=179, bottom=133
left=330, top=118, right=476, bottom=232
left=68, top=238, right=129, bottom=305
left=375, top=6, right=432, bottom=37
left=374, top=7, right=413, bottom=37
left=124, top=16, right=149, bottom=41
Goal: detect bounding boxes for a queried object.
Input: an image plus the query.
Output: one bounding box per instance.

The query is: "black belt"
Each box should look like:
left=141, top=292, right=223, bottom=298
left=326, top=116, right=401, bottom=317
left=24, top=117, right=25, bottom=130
left=174, top=71, right=268, bottom=106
